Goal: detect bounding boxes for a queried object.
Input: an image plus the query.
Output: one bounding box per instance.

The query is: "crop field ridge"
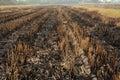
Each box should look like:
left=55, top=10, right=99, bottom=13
left=0, top=6, right=119, bottom=80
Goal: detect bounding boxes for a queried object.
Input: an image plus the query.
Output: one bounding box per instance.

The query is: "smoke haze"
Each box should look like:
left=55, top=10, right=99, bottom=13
left=0, top=0, right=120, bottom=4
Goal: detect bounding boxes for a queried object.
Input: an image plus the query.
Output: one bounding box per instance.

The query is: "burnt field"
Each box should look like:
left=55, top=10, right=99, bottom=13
left=0, top=6, right=120, bottom=80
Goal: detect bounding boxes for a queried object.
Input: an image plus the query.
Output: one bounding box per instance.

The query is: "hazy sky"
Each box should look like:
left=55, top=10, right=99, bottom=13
left=1, top=0, right=120, bottom=3
left=16, top=0, right=120, bottom=2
